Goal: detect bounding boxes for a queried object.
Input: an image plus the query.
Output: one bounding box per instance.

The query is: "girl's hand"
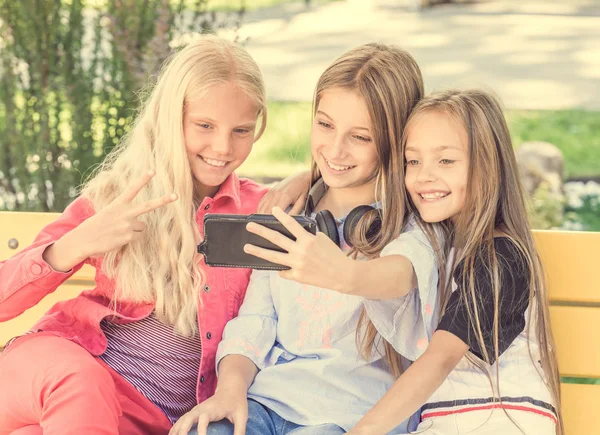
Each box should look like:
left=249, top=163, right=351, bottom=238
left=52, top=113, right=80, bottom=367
left=257, top=170, right=311, bottom=215
left=44, top=171, right=177, bottom=271
left=244, top=206, right=353, bottom=292
left=169, top=389, right=248, bottom=435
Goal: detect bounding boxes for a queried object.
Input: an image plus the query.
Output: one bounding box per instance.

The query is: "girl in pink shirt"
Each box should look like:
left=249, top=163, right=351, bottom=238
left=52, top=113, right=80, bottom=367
left=0, top=35, right=302, bottom=435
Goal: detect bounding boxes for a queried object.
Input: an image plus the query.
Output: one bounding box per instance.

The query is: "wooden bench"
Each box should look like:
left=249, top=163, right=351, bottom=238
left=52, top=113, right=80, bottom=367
left=534, top=230, right=600, bottom=434
left=1, top=212, right=599, bottom=432
left=0, top=212, right=96, bottom=347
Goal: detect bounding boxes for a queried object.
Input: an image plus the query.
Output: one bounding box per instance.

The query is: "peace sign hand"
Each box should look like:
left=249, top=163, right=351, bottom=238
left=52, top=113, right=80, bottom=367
left=41, top=171, right=177, bottom=272
left=71, top=170, right=177, bottom=260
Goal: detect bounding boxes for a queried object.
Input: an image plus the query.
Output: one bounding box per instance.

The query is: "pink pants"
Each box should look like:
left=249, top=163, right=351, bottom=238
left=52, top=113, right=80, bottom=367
left=0, top=332, right=172, bottom=435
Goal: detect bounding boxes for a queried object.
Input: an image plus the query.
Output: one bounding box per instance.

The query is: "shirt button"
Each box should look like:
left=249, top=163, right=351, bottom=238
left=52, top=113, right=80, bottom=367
left=206, top=332, right=212, bottom=339
left=200, top=376, right=205, bottom=383
left=204, top=204, right=210, bottom=210
left=203, top=285, right=210, bottom=293
left=31, top=263, right=43, bottom=275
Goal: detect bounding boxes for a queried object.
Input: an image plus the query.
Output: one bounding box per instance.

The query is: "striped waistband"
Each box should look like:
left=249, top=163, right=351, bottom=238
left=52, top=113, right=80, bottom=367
left=2, top=330, right=37, bottom=350
left=421, top=396, right=557, bottom=424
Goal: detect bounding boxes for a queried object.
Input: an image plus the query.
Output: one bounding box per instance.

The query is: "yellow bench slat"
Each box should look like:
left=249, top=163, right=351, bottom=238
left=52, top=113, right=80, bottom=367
left=0, top=284, right=90, bottom=347
left=0, top=211, right=95, bottom=281
left=534, top=230, right=600, bottom=304
left=561, top=383, right=600, bottom=435
left=1, top=211, right=96, bottom=348
left=2, top=215, right=599, bottom=435
left=551, top=305, right=600, bottom=378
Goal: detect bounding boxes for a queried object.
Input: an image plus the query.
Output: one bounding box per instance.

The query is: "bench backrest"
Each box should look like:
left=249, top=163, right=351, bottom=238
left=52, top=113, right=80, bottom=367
left=1, top=212, right=599, bottom=432
left=0, top=212, right=95, bottom=346
left=533, top=230, right=600, bottom=434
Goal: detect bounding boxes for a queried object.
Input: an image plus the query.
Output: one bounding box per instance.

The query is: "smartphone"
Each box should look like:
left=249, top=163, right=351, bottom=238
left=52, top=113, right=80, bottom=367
left=197, top=213, right=318, bottom=270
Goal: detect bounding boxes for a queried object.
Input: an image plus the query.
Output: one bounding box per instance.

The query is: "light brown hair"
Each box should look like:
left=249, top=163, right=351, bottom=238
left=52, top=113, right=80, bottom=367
left=312, top=42, right=424, bottom=377
left=403, top=89, right=563, bottom=434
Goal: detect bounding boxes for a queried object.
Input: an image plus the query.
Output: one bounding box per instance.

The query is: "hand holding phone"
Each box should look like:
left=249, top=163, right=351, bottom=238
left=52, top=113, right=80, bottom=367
left=197, top=214, right=317, bottom=270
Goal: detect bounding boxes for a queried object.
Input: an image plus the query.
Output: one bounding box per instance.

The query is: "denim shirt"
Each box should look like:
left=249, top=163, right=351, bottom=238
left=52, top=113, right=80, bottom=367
left=216, top=216, right=439, bottom=433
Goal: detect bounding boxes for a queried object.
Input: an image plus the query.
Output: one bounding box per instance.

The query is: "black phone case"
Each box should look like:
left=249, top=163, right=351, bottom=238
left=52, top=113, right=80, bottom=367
left=197, top=213, right=318, bottom=270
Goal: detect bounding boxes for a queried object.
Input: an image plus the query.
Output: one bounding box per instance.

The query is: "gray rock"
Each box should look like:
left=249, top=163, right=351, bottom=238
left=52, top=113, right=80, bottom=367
left=515, top=141, right=564, bottom=197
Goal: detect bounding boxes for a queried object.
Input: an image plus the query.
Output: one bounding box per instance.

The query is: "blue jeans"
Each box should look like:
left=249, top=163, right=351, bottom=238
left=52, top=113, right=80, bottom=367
left=189, top=399, right=346, bottom=435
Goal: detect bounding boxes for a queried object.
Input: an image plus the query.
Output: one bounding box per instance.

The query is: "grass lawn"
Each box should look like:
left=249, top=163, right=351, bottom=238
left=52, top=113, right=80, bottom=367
left=507, top=110, right=600, bottom=180
left=239, top=101, right=313, bottom=180
left=239, top=102, right=600, bottom=181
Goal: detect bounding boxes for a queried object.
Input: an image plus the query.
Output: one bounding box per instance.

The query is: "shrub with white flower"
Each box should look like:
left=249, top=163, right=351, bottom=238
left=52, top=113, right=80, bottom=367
left=529, top=182, right=565, bottom=230
left=528, top=181, right=600, bottom=231
left=562, top=181, right=600, bottom=231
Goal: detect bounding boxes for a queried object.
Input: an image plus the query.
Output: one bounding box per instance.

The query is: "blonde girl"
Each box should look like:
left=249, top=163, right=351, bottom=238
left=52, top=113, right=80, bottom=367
left=0, top=35, right=278, bottom=434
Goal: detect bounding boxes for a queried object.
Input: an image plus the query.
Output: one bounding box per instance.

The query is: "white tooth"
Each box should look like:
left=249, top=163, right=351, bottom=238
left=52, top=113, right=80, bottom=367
left=326, top=159, right=352, bottom=171
left=421, top=192, right=447, bottom=200
left=202, top=157, right=226, bottom=167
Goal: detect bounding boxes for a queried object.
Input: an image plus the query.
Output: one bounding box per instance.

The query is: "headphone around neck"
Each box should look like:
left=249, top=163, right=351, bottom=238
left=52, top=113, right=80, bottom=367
left=303, top=178, right=382, bottom=248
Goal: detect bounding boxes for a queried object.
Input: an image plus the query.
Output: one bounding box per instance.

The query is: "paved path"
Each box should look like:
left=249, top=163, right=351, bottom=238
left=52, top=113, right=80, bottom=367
left=227, top=0, right=600, bottom=109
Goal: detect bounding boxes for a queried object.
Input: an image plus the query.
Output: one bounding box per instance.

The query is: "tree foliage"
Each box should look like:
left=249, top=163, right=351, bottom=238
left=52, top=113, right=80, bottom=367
left=0, top=0, right=244, bottom=211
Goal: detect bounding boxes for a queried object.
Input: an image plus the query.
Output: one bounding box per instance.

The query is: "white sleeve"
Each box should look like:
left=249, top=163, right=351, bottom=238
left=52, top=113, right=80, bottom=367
left=363, top=221, right=439, bottom=361
left=216, top=269, right=278, bottom=372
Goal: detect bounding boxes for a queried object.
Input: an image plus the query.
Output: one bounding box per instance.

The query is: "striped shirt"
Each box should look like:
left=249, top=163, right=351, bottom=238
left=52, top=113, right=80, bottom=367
left=99, top=312, right=201, bottom=423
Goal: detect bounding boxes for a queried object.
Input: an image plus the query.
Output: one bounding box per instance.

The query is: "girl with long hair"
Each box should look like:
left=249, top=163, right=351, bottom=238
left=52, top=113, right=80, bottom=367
left=172, top=43, right=438, bottom=435
left=0, top=35, right=287, bottom=434
left=348, top=89, right=562, bottom=435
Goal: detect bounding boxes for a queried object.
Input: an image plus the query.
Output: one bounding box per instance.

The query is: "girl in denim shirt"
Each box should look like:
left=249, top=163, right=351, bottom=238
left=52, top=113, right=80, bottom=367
left=172, top=43, right=439, bottom=435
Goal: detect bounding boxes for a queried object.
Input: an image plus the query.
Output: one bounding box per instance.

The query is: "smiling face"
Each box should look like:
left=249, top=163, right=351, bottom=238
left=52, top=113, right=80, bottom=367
left=183, top=81, right=259, bottom=199
left=311, top=87, right=379, bottom=195
left=404, top=110, right=469, bottom=223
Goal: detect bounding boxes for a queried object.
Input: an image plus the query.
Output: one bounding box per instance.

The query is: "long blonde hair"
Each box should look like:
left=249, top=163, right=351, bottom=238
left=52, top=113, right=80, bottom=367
left=311, top=43, right=424, bottom=377
left=82, top=35, right=267, bottom=336
left=404, top=89, right=563, bottom=434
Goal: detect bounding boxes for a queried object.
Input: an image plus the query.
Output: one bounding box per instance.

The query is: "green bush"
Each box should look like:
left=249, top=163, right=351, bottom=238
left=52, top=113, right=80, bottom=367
left=0, top=0, right=244, bottom=211
left=528, top=182, right=565, bottom=230
left=563, top=181, right=600, bottom=231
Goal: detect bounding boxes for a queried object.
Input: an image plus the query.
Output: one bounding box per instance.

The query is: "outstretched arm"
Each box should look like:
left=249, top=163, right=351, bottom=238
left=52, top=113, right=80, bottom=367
left=243, top=206, right=416, bottom=298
